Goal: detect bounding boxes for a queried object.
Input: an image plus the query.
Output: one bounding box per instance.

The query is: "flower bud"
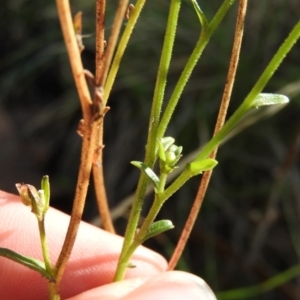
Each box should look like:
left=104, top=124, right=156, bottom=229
left=15, top=183, right=37, bottom=206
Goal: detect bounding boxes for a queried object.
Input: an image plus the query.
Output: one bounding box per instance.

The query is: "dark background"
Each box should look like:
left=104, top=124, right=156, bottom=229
left=1, top=0, right=300, bottom=299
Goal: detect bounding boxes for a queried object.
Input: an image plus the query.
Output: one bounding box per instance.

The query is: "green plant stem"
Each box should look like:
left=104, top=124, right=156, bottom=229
left=156, top=34, right=206, bottom=140
left=115, top=0, right=236, bottom=281
left=117, top=167, right=186, bottom=279
left=208, top=0, right=236, bottom=36
left=114, top=194, right=164, bottom=281
left=114, top=0, right=181, bottom=281
left=104, top=0, right=146, bottom=104
left=168, top=0, right=248, bottom=271
left=101, top=0, right=129, bottom=85
left=216, top=264, right=300, bottom=299
left=152, top=0, right=181, bottom=122
left=161, top=169, right=194, bottom=201
left=193, top=19, right=300, bottom=163
left=158, top=173, right=168, bottom=194
left=114, top=169, right=184, bottom=281
left=37, top=218, right=52, bottom=275
left=37, top=218, right=59, bottom=299
left=157, top=0, right=236, bottom=139
left=48, top=283, right=60, bottom=300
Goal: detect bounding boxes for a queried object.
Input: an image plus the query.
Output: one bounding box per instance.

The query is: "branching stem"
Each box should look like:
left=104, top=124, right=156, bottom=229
left=167, top=0, right=246, bottom=270
left=104, top=0, right=147, bottom=105
left=54, top=0, right=98, bottom=293
left=56, top=0, right=92, bottom=121
left=93, top=0, right=115, bottom=233
left=113, top=0, right=180, bottom=281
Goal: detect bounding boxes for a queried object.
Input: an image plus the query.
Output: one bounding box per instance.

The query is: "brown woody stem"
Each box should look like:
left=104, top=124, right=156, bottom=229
left=93, top=122, right=115, bottom=233
left=54, top=0, right=96, bottom=291
left=95, top=0, right=106, bottom=85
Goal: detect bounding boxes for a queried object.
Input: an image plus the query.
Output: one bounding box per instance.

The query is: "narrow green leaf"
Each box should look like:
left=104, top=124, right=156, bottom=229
left=191, top=0, right=209, bottom=31
left=252, top=93, right=289, bottom=108
left=0, top=247, right=54, bottom=281
left=142, top=220, right=174, bottom=242
left=41, top=175, right=50, bottom=208
left=187, top=158, right=218, bottom=175
left=131, top=161, right=160, bottom=189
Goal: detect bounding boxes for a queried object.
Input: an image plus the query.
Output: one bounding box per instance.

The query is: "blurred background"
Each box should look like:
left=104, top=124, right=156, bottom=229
left=0, top=0, right=300, bottom=299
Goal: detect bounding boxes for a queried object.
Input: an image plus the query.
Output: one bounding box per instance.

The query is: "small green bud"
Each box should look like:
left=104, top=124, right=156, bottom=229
left=165, top=151, right=177, bottom=164
left=171, top=145, right=182, bottom=157
left=156, top=137, right=177, bottom=162
left=41, top=175, right=50, bottom=214
left=165, top=145, right=182, bottom=165
left=157, top=137, right=183, bottom=174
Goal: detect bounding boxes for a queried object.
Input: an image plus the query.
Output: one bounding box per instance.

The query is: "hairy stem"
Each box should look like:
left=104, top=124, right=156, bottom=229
left=101, top=0, right=129, bottom=86
left=194, top=18, right=300, bottom=164
left=104, top=0, right=147, bottom=105
left=93, top=122, right=115, bottom=233
left=93, top=0, right=114, bottom=233
left=38, top=217, right=58, bottom=300
left=168, top=0, right=247, bottom=270
left=113, top=0, right=180, bottom=281
left=38, top=218, right=52, bottom=275
left=55, top=0, right=96, bottom=290
left=54, top=122, right=99, bottom=284
left=56, top=0, right=92, bottom=121
left=95, top=0, right=106, bottom=85
left=157, top=0, right=237, bottom=139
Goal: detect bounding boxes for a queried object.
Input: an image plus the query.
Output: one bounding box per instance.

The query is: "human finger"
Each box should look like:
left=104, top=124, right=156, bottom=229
left=0, top=191, right=167, bottom=299
left=67, top=270, right=217, bottom=300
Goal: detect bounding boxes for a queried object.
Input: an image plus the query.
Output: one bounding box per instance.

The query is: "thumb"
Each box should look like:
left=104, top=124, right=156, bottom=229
left=67, top=271, right=217, bottom=300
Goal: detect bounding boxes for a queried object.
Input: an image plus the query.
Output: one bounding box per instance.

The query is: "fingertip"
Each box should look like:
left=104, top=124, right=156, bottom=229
left=122, top=271, right=217, bottom=300
left=67, top=271, right=217, bottom=300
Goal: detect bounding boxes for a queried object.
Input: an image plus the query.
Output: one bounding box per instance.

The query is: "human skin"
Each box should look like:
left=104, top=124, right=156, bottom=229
left=0, top=191, right=216, bottom=299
